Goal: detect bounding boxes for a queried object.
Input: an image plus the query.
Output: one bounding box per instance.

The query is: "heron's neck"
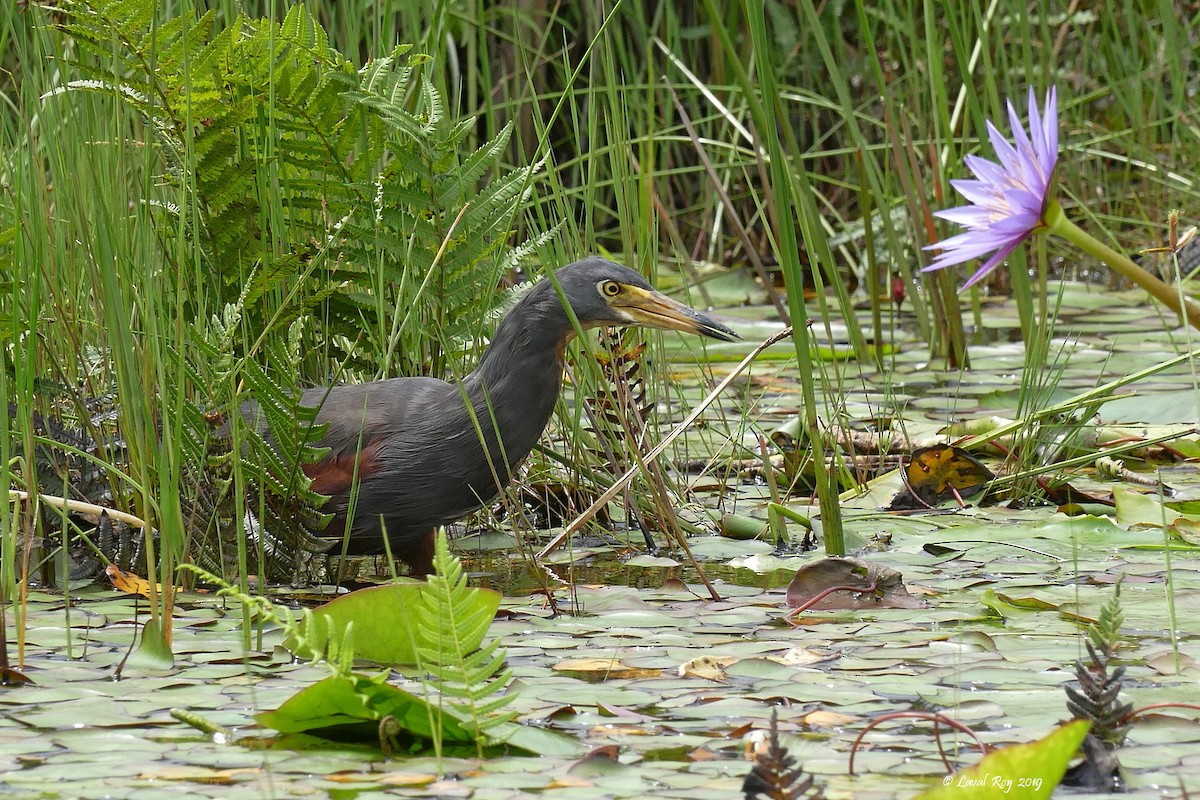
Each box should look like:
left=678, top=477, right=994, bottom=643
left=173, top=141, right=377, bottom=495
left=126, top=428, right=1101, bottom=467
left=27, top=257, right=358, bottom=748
left=465, top=284, right=576, bottom=450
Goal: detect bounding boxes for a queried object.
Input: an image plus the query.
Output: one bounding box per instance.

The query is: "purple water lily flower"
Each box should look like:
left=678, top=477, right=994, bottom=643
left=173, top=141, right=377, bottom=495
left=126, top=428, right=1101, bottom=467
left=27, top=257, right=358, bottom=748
left=924, top=87, right=1058, bottom=288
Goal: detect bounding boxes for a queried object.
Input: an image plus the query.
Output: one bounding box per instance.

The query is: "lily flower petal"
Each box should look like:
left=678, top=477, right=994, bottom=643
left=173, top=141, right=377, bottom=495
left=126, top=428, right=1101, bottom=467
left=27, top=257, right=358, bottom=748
left=924, top=88, right=1059, bottom=287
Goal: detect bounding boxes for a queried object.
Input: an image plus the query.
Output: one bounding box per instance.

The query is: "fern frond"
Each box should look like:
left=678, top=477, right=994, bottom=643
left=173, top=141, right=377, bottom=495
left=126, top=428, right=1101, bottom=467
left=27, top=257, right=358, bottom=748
left=179, top=565, right=354, bottom=675
left=51, top=0, right=544, bottom=579
left=415, top=531, right=517, bottom=748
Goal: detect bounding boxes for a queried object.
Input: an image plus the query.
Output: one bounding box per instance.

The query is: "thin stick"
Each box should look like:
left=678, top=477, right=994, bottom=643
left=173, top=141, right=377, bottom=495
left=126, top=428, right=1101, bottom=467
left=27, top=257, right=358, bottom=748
left=8, top=490, right=149, bottom=529
left=537, top=327, right=793, bottom=561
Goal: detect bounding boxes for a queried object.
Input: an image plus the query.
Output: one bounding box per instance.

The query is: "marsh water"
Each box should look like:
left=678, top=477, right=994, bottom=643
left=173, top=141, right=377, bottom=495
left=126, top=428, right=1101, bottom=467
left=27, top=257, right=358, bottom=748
left=3, top=286, right=1199, bottom=799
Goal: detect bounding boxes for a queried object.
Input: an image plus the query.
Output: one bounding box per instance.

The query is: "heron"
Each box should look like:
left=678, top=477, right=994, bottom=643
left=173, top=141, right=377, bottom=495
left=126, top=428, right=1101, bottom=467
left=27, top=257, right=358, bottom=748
left=275, top=257, right=739, bottom=575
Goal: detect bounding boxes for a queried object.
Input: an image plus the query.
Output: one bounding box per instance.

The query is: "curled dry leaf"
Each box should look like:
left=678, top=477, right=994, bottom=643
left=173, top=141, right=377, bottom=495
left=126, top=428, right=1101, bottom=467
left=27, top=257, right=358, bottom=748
left=567, top=745, right=623, bottom=778
left=678, top=654, right=739, bottom=681
left=892, top=444, right=994, bottom=509
left=105, top=564, right=154, bottom=598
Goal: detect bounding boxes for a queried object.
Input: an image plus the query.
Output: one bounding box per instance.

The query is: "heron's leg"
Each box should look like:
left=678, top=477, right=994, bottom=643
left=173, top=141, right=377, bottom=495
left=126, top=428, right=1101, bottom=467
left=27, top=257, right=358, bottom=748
left=402, top=529, right=436, bottom=577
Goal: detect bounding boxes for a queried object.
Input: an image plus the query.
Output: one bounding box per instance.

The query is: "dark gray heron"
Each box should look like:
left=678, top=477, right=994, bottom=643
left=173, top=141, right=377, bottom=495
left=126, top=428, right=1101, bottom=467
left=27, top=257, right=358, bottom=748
left=286, top=257, right=739, bottom=574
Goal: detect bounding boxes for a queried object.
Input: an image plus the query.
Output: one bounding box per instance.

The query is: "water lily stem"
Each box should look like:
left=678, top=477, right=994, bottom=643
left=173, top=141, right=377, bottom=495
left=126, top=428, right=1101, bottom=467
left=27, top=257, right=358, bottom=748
left=1044, top=201, right=1200, bottom=331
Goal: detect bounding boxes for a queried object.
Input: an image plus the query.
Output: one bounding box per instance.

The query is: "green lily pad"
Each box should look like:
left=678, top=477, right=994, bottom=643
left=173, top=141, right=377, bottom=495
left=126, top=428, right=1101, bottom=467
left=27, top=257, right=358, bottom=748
left=129, top=618, right=175, bottom=671
left=979, top=589, right=1058, bottom=619
left=914, top=719, right=1090, bottom=799
left=295, top=582, right=501, bottom=666
left=1100, top=389, right=1200, bottom=424
left=930, top=514, right=1183, bottom=556
left=256, top=672, right=578, bottom=756
left=256, top=672, right=474, bottom=741
left=687, top=537, right=774, bottom=559
left=1113, top=485, right=1189, bottom=528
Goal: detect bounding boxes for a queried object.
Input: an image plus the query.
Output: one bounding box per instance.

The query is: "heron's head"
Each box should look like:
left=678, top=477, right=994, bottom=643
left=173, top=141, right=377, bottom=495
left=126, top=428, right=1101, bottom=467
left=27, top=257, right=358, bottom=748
left=550, top=258, right=739, bottom=342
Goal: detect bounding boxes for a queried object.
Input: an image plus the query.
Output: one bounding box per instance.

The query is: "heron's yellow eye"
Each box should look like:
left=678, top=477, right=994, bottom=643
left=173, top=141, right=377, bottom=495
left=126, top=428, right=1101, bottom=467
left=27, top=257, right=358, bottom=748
left=600, top=280, right=621, bottom=298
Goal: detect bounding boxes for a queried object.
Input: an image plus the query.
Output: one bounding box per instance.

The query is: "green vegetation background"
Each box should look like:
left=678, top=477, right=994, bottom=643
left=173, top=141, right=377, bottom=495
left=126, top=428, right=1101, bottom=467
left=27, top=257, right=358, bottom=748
left=2, top=1, right=1195, bottom=612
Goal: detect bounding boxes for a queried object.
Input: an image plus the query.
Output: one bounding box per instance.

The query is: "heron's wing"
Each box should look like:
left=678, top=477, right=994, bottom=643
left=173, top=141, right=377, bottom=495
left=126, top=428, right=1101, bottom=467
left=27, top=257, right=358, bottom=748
left=298, top=377, right=455, bottom=498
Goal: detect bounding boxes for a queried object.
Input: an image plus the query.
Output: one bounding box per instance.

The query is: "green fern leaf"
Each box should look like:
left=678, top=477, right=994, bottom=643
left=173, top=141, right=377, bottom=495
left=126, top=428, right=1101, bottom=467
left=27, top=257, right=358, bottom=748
left=414, top=531, right=517, bottom=748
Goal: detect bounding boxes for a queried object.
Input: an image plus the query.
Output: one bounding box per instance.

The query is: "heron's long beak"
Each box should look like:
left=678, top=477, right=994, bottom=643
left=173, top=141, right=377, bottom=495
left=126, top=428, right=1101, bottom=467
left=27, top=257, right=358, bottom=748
left=615, top=287, right=741, bottom=342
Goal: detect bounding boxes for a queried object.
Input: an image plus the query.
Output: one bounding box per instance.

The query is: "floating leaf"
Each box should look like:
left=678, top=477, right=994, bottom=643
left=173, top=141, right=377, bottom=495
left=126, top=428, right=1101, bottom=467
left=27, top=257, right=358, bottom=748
left=256, top=672, right=577, bottom=755
left=256, top=672, right=473, bottom=741
left=1113, top=485, right=1190, bottom=528
left=295, top=582, right=501, bottom=666
left=552, top=658, right=663, bottom=680
left=129, top=618, right=175, bottom=670
left=785, top=557, right=923, bottom=614
left=914, top=719, right=1090, bottom=799
left=979, top=589, right=1058, bottom=619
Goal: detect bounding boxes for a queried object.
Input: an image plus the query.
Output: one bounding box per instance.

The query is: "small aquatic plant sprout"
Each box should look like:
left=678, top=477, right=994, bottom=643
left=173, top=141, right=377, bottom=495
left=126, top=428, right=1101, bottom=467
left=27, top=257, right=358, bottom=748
left=924, top=87, right=1200, bottom=331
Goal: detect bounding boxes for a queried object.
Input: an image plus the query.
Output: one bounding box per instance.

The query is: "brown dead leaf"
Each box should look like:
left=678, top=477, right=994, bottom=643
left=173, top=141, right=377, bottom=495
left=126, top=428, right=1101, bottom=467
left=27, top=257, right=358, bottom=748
left=588, top=723, right=652, bottom=737
left=1042, top=480, right=1113, bottom=508
left=1, top=667, right=34, bottom=686
left=323, top=772, right=435, bottom=787
left=553, top=658, right=661, bottom=680
left=378, top=773, right=440, bottom=787
left=137, top=766, right=261, bottom=784
left=727, top=721, right=756, bottom=738
left=105, top=564, right=154, bottom=598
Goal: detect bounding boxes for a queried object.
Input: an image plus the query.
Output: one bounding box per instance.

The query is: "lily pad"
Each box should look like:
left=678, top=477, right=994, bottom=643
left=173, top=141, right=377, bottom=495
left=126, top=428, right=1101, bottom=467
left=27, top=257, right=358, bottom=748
left=256, top=671, right=472, bottom=740
left=914, top=719, right=1090, bottom=799
left=296, top=582, right=501, bottom=666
